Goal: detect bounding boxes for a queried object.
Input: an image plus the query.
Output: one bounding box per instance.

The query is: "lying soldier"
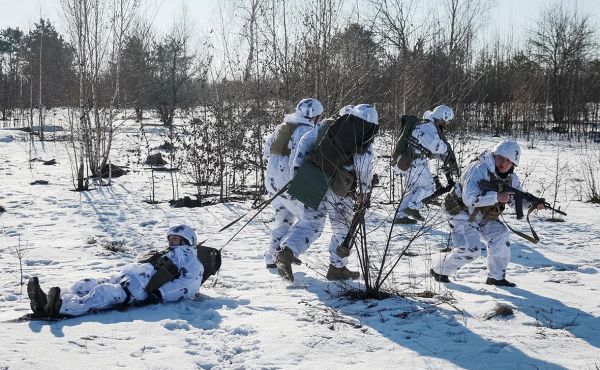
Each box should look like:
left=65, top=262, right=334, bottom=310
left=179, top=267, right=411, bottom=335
left=27, top=224, right=218, bottom=318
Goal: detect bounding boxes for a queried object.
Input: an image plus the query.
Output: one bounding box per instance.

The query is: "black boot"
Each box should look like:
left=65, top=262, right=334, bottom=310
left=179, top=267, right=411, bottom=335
left=486, top=277, right=516, bottom=287
left=430, top=269, right=450, bottom=283
left=45, top=287, right=63, bottom=318
left=27, top=277, right=48, bottom=315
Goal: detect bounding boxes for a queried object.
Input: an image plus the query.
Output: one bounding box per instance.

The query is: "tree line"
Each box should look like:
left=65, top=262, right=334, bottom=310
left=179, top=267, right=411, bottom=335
left=0, top=0, right=598, bottom=196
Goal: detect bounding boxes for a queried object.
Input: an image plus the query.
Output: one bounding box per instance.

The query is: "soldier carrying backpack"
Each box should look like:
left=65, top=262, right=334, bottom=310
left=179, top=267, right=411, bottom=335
left=262, top=98, right=324, bottom=268
left=276, top=104, right=379, bottom=282
left=391, top=105, right=457, bottom=224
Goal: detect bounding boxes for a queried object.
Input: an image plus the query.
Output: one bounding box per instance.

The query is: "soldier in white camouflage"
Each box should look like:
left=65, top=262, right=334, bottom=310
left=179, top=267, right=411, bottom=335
left=276, top=104, right=377, bottom=282
left=27, top=225, right=204, bottom=318
left=430, top=140, right=544, bottom=287
left=262, top=98, right=324, bottom=268
left=393, top=105, right=455, bottom=224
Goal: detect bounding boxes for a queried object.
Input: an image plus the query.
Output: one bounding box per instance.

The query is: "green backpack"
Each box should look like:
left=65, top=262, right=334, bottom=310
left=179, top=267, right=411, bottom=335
left=288, top=114, right=378, bottom=209
left=391, top=115, right=426, bottom=171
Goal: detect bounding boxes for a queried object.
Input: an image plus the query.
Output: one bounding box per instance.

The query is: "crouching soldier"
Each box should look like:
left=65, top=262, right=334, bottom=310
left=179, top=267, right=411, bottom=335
left=430, top=140, right=544, bottom=287
left=276, top=104, right=378, bottom=282
left=27, top=224, right=220, bottom=318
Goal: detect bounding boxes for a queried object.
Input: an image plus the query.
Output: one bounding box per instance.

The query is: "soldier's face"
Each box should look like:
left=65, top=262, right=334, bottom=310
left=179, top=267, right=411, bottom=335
left=494, top=155, right=513, bottom=173
left=168, top=235, right=182, bottom=246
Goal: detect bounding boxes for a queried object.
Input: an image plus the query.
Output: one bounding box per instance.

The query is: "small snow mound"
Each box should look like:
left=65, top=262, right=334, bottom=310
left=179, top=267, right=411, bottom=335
left=25, top=259, right=54, bottom=266
left=1, top=294, right=18, bottom=302
left=162, top=319, right=191, bottom=331
left=231, top=326, right=256, bottom=336
left=190, top=309, right=220, bottom=330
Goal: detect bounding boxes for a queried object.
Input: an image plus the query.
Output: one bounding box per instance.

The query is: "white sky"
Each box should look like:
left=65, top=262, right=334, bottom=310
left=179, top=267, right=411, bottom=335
left=0, top=0, right=598, bottom=47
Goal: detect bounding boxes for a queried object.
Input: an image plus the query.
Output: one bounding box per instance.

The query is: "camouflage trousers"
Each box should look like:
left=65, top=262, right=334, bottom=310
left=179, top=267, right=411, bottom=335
left=396, top=159, right=435, bottom=217
left=281, top=190, right=353, bottom=268
left=433, top=217, right=511, bottom=280
left=264, top=194, right=305, bottom=265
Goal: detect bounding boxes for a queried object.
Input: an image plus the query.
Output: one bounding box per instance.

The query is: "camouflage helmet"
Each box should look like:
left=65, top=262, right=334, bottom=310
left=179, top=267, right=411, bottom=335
left=492, top=140, right=521, bottom=167
left=167, top=224, right=197, bottom=246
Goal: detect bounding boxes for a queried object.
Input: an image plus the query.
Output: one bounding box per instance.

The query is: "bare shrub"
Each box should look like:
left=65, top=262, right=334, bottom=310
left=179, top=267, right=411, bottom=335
left=581, top=147, right=600, bottom=203
left=8, top=236, right=30, bottom=293
left=484, top=303, right=515, bottom=320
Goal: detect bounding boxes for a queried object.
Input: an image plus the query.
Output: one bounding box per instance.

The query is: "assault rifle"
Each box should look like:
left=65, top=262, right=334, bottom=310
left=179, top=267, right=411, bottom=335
left=336, top=174, right=379, bottom=258
left=436, top=125, right=460, bottom=178
left=410, top=128, right=459, bottom=203
left=478, top=180, right=567, bottom=217
left=423, top=174, right=455, bottom=205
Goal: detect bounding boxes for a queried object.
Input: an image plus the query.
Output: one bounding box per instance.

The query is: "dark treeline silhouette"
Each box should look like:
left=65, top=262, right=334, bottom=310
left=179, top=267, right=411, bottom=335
left=0, top=0, right=598, bottom=197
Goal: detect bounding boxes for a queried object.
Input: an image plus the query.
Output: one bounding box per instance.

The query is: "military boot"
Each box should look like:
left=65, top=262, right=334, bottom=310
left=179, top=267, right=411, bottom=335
left=326, top=265, right=360, bottom=281
left=404, top=208, right=425, bottom=221
left=45, top=287, right=63, bottom=318
left=430, top=268, right=450, bottom=283
left=268, top=248, right=302, bottom=269
left=336, top=244, right=351, bottom=258
left=486, top=277, right=516, bottom=287
left=276, top=247, right=295, bottom=282
left=27, top=277, right=48, bottom=315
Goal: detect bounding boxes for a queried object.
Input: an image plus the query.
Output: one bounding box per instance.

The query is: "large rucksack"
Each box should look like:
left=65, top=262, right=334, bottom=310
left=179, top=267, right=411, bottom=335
left=391, top=115, right=426, bottom=171
left=288, top=114, right=378, bottom=209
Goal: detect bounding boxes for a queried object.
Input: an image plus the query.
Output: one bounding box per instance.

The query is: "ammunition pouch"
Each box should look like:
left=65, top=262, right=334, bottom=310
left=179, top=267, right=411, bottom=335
left=444, top=189, right=467, bottom=215
left=471, top=203, right=506, bottom=221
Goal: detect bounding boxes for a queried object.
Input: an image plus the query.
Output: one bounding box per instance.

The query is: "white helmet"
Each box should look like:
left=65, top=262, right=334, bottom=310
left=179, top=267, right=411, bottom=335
left=422, top=110, right=433, bottom=120
left=431, top=105, right=454, bottom=121
left=492, top=140, right=521, bottom=167
left=295, top=98, right=324, bottom=119
left=352, top=104, right=378, bottom=124
left=338, top=105, right=355, bottom=117
left=167, top=224, right=197, bottom=246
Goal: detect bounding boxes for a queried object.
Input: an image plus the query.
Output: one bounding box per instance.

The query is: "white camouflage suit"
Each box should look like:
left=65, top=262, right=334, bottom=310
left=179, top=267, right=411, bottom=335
left=432, top=150, right=521, bottom=280
left=394, top=115, right=448, bottom=219
left=59, top=244, right=203, bottom=316
left=282, top=122, right=375, bottom=268
left=263, top=113, right=316, bottom=265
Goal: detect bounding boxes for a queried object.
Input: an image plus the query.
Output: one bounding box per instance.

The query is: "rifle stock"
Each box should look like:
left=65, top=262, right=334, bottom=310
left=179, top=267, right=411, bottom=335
left=336, top=174, right=379, bottom=258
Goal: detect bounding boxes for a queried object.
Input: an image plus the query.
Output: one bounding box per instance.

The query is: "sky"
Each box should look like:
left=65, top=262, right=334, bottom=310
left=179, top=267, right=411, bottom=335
left=0, top=0, right=598, bottom=46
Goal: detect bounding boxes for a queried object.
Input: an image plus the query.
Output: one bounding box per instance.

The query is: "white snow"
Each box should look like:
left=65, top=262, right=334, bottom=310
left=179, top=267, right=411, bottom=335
left=1, top=122, right=600, bottom=370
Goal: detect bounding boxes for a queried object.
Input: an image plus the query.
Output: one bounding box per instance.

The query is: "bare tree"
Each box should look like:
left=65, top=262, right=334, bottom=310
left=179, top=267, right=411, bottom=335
left=529, top=1, right=595, bottom=126
left=8, top=236, right=29, bottom=293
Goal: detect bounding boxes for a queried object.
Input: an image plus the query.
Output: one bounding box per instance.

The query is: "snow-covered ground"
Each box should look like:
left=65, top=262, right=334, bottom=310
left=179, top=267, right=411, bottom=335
left=1, top=121, right=600, bottom=370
